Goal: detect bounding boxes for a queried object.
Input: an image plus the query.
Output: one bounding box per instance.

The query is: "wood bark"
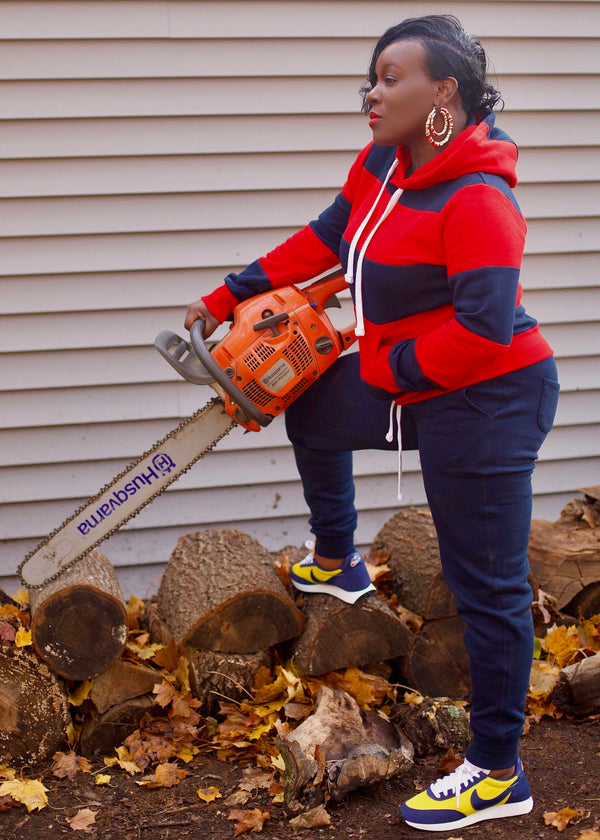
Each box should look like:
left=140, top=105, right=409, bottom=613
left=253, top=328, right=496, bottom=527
left=550, top=651, right=600, bottom=716
left=290, top=593, right=411, bottom=677
left=29, top=550, right=128, bottom=680
left=157, top=529, right=304, bottom=652
left=0, top=643, right=70, bottom=765
left=528, top=505, right=600, bottom=608
left=277, top=685, right=414, bottom=812
left=392, top=697, right=471, bottom=757
left=372, top=506, right=455, bottom=619
left=186, top=648, right=272, bottom=714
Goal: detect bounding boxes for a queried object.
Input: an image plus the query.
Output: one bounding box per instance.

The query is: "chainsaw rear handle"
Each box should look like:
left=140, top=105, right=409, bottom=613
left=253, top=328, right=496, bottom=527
left=189, top=318, right=273, bottom=428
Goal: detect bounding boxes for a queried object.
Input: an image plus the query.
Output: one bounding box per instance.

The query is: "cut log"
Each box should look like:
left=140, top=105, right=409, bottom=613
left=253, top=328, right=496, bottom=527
left=29, top=550, right=128, bottom=680
left=79, top=694, right=159, bottom=758
left=399, top=616, right=471, bottom=700
left=372, top=506, right=455, bottom=619
left=290, top=593, right=411, bottom=677
left=392, top=697, right=471, bottom=757
left=528, top=510, right=600, bottom=608
left=0, top=643, right=70, bottom=765
left=550, top=651, right=600, bottom=716
left=277, top=685, right=413, bottom=812
left=88, top=659, right=162, bottom=715
left=186, top=648, right=272, bottom=715
left=157, top=529, right=304, bottom=653
left=562, top=582, right=600, bottom=621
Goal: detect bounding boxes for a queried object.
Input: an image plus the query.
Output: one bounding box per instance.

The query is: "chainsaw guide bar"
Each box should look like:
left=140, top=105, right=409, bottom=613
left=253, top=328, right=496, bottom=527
left=17, top=397, right=234, bottom=589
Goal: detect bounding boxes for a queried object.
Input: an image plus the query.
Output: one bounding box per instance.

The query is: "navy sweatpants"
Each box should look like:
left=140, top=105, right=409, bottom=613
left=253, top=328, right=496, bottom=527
left=285, top=352, right=559, bottom=769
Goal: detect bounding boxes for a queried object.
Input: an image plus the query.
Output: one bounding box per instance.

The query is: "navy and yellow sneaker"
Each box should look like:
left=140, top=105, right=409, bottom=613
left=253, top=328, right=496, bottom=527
left=400, top=757, right=534, bottom=832
left=290, top=548, right=376, bottom=604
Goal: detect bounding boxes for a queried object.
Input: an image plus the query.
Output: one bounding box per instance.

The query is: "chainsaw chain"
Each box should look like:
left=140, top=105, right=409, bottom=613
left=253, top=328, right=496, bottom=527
left=17, top=396, right=232, bottom=589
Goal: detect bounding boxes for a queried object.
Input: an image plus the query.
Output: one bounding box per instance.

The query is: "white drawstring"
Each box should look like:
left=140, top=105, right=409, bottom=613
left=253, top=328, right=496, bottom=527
left=353, top=186, right=404, bottom=336
left=345, top=157, right=399, bottom=290
left=386, top=402, right=403, bottom=500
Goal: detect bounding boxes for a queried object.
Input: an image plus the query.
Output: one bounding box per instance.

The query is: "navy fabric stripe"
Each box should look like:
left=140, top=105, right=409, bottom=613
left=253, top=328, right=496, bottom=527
left=224, top=258, right=273, bottom=300
left=309, top=191, right=352, bottom=254
left=450, top=265, right=520, bottom=343
left=400, top=172, right=521, bottom=214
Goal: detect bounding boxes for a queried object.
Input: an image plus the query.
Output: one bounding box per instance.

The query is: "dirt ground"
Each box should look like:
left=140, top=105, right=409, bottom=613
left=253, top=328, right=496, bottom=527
left=2, top=715, right=599, bottom=840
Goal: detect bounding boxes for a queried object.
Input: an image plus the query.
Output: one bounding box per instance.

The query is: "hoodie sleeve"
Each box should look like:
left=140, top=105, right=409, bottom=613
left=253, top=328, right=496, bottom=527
left=388, top=181, right=527, bottom=392
left=202, top=144, right=374, bottom=322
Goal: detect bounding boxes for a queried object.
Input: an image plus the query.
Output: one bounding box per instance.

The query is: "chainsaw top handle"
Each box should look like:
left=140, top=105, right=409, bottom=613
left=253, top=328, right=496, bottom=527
left=189, top=318, right=273, bottom=428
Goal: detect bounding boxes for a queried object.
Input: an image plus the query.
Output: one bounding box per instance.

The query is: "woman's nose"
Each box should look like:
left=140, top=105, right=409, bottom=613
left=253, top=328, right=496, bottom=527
left=366, top=84, right=381, bottom=104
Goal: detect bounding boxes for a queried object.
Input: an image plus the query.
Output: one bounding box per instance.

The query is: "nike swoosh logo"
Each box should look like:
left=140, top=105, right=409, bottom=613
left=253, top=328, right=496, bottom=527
left=309, top=567, right=341, bottom=583
left=471, top=787, right=513, bottom=811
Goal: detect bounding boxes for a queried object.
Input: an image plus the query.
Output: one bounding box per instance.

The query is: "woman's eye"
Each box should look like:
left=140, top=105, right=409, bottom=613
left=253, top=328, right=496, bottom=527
left=384, top=76, right=396, bottom=85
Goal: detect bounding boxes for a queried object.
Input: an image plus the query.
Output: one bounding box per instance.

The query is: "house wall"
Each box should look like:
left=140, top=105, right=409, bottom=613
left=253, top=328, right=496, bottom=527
left=1, top=0, right=598, bottom=596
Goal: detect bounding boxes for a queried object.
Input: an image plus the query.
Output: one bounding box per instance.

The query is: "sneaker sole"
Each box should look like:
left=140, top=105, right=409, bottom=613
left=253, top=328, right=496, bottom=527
left=402, top=796, right=534, bottom=832
left=291, top=579, right=376, bottom=605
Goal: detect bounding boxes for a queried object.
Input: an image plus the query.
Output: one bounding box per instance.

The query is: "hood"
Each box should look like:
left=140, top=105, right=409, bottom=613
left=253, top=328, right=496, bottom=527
left=391, top=110, right=519, bottom=190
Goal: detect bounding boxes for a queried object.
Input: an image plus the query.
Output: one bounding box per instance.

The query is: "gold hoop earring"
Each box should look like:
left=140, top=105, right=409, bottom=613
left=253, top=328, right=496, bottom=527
left=425, top=106, right=454, bottom=147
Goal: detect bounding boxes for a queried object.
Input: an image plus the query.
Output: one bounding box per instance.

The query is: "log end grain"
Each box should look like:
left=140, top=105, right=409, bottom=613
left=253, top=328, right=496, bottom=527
left=0, top=643, right=70, bottom=766
left=32, top=585, right=128, bottom=680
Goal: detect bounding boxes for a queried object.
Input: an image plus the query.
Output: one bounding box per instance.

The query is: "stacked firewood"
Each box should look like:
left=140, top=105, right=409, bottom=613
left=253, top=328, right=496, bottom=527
left=1, top=487, right=598, bottom=806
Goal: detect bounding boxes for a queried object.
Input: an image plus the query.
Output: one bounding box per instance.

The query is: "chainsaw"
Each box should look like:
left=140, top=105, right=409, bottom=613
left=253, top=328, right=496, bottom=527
left=17, top=273, right=355, bottom=589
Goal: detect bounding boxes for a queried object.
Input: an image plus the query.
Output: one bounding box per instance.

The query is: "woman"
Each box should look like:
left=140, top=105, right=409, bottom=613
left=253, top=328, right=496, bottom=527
left=185, top=15, right=559, bottom=832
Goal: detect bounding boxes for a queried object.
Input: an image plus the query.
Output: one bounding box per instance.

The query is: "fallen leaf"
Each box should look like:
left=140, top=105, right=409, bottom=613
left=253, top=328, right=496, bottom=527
left=288, top=804, right=331, bottom=829
left=197, top=785, right=222, bottom=803
left=14, top=627, right=32, bottom=647
left=68, top=681, right=93, bottom=707
left=227, top=807, right=270, bottom=835
left=52, top=751, right=92, bottom=780
left=544, top=807, right=588, bottom=831
left=576, top=831, right=600, bottom=840
left=0, top=620, right=16, bottom=641
left=95, top=774, right=112, bottom=786
left=153, top=680, right=176, bottom=708
left=66, top=808, right=97, bottom=832
left=137, top=762, right=187, bottom=788
left=0, top=778, right=48, bottom=812
left=543, top=625, right=584, bottom=669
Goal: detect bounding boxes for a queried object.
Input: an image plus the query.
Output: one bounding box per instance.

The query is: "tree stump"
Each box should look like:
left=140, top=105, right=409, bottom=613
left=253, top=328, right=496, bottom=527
left=277, top=685, right=413, bottom=812
left=29, top=550, right=128, bottom=680
left=550, top=651, right=600, bottom=717
left=392, top=697, right=471, bottom=757
left=157, top=529, right=304, bottom=652
left=528, top=494, right=600, bottom=609
left=0, top=643, right=70, bottom=765
left=186, top=648, right=272, bottom=715
left=290, top=594, right=411, bottom=677
left=372, top=506, right=455, bottom=619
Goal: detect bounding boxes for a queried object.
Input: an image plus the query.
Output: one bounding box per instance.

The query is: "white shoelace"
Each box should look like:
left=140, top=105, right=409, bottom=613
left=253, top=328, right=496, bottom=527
left=429, top=759, right=490, bottom=808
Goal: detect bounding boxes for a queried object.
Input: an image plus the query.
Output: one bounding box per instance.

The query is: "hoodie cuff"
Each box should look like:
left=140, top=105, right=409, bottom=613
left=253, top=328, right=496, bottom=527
left=201, top=283, right=239, bottom=323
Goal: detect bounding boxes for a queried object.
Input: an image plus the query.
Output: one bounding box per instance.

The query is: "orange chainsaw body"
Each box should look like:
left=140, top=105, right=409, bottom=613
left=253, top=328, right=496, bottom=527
left=211, top=273, right=356, bottom=431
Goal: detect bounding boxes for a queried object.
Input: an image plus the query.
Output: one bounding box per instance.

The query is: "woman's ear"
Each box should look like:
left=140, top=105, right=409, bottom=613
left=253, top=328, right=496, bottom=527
left=436, top=76, right=459, bottom=106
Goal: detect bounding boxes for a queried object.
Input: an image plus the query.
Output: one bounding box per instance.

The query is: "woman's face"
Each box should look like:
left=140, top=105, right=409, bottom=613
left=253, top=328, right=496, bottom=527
left=366, top=40, right=439, bottom=148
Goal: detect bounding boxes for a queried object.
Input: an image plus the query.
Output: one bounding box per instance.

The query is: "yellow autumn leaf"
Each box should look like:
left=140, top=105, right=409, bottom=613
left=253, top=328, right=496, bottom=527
left=68, top=680, right=93, bottom=707
left=95, top=774, right=112, bottom=786
left=10, top=588, right=29, bottom=605
left=197, top=785, right=222, bottom=803
left=14, top=627, right=32, bottom=647
left=0, top=765, right=16, bottom=781
left=126, top=639, right=164, bottom=660
left=127, top=594, right=145, bottom=627
left=577, top=831, right=600, bottom=840
left=543, top=625, right=584, bottom=669
left=105, top=746, right=141, bottom=775
left=175, top=746, right=198, bottom=763
left=0, top=778, right=48, bottom=812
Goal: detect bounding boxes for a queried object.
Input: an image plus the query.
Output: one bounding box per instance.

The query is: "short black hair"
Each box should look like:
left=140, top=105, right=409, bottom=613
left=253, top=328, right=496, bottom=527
left=360, top=14, right=502, bottom=114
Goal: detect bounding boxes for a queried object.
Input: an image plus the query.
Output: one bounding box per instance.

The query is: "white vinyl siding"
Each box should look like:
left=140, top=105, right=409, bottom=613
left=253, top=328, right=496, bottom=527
left=1, top=0, right=598, bottom=597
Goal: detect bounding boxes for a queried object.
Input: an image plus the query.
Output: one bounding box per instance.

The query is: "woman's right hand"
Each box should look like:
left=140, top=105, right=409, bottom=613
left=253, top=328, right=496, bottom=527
left=184, top=297, right=220, bottom=338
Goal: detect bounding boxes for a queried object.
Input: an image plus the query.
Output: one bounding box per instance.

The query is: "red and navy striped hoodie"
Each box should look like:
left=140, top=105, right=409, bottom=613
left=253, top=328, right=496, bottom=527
left=202, top=110, right=553, bottom=405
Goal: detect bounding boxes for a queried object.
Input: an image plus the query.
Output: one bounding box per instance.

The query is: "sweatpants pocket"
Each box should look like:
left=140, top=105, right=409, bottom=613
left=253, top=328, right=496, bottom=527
left=538, top=377, right=560, bottom=434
